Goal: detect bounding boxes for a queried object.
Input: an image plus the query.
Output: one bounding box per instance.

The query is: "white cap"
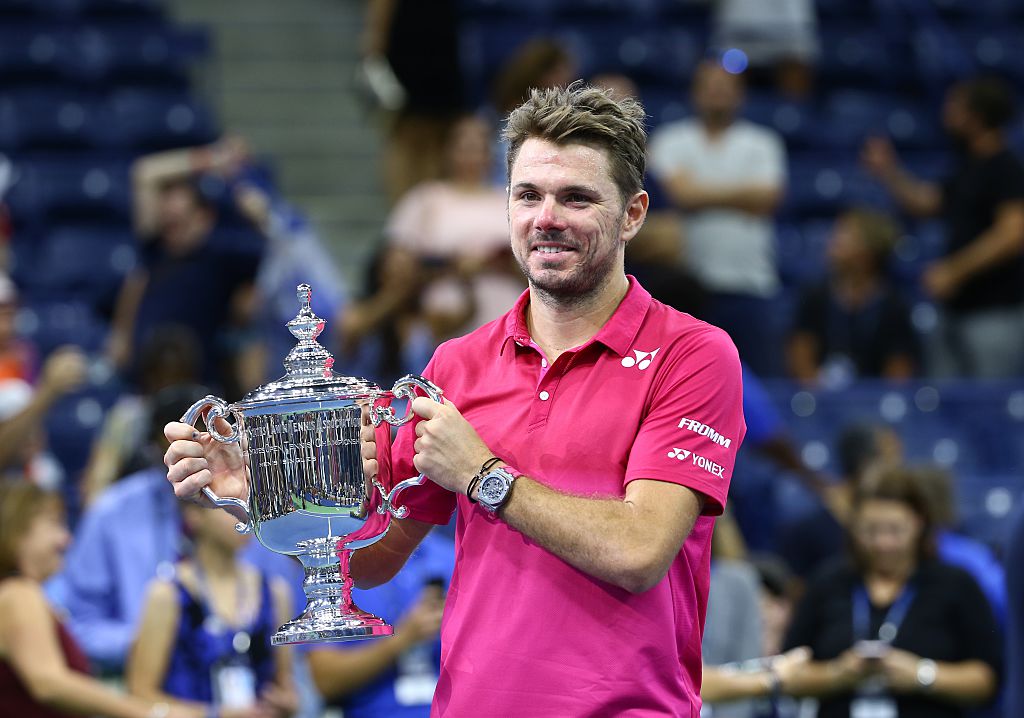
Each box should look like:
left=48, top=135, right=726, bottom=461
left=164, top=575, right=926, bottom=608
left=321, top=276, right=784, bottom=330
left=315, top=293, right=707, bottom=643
left=0, top=378, right=33, bottom=421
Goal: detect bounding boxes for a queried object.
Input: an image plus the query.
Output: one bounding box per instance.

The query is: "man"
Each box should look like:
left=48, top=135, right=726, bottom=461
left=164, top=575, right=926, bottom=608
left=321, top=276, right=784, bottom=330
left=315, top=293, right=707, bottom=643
left=862, top=76, right=1024, bottom=378
left=648, top=59, right=786, bottom=377
left=105, top=137, right=262, bottom=393
left=165, top=84, right=745, bottom=714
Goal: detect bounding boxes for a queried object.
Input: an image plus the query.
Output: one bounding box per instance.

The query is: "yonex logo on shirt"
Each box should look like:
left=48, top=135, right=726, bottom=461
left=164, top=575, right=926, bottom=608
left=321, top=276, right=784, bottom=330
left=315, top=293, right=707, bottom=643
left=677, top=417, right=732, bottom=448
left=622, top=348, right=659, bottom=370
left=666, top=447, right=726, bottom=478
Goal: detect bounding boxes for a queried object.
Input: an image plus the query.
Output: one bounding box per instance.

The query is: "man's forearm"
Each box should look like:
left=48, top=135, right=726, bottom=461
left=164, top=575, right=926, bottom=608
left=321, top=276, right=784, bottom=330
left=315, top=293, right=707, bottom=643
left=876, top=167, right=941, bottom=217
left=668, top=180, right=782, bottom=216
left=943, top=222, right=1024, bottom=285
left=494, top=476, right=701, bottom=594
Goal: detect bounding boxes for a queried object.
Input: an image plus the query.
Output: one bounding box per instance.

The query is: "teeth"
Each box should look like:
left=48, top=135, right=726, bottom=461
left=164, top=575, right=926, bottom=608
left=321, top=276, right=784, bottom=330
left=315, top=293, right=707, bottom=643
left=537, top=246, right=564, bottom=253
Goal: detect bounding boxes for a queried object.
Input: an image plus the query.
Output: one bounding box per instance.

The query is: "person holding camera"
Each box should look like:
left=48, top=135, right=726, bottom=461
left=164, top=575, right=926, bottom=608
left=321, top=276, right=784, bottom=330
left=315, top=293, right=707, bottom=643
left=781, top=466, right=1000, bottom=717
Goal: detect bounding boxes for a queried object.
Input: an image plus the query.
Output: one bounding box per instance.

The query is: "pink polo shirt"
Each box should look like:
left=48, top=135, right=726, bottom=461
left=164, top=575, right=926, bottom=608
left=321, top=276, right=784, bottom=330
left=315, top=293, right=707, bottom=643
left=391, top=276, right=745, bottom=717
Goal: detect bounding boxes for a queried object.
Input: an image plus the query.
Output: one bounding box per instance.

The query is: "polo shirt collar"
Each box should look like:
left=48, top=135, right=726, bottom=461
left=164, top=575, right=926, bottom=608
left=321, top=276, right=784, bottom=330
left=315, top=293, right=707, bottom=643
left=499, top=275, right=652, bottom=357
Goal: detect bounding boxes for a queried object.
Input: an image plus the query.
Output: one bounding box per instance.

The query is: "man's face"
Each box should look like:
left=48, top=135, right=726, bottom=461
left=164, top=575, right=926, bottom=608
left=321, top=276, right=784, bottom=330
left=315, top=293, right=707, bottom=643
left=942, top=85, right=973, bottom=139
left=692, top=64, right=743, bottom=125
left=508, top=138, right=639, bottom=302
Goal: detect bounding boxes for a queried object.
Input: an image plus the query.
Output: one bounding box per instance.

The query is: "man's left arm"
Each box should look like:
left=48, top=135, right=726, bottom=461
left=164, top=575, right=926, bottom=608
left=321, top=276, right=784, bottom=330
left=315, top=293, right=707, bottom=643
left=924, top=200, right=1024, bottom=300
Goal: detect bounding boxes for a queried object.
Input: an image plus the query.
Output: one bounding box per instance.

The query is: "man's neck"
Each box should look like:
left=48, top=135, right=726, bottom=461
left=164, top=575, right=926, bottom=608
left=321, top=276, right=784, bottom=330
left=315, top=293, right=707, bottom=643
left=526, top=274, right=630, bottom=362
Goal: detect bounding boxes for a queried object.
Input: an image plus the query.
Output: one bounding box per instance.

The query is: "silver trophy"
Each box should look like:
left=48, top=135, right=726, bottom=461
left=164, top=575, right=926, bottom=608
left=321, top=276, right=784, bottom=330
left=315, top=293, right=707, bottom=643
left=180, top=284, right=442, bottom=645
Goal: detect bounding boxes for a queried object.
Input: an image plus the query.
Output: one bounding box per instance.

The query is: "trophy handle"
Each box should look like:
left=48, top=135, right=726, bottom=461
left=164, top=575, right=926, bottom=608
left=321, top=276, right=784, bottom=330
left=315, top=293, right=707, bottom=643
left=371, top=374, right=444, bottom=427
left=375, top=473, right=426, bottom=520
left=179, top=396, right=254, bottom=535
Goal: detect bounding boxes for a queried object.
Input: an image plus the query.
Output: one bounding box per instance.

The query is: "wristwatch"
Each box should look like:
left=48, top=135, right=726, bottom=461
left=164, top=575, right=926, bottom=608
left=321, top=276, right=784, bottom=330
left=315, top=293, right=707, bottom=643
left=476, top=466, right=519, bottom=514
left=916, top=658, right=937, bottom=689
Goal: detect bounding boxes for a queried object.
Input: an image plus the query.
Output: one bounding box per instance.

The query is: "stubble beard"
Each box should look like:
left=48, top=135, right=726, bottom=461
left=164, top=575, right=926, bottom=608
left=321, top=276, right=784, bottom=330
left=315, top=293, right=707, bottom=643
left=515, top=227, right=624, bottom=310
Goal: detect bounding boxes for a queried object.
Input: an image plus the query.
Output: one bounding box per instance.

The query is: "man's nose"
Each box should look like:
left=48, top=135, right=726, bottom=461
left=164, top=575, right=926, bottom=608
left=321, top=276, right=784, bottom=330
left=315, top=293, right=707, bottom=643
left=534, top=195, right=567, bottom=231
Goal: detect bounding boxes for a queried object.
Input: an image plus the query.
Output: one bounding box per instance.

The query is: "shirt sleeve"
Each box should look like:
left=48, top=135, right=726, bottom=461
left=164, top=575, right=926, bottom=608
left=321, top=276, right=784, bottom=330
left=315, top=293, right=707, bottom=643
left=624, top=325, right=745, bottom=516
left=389, top=345, right=458, bottom=526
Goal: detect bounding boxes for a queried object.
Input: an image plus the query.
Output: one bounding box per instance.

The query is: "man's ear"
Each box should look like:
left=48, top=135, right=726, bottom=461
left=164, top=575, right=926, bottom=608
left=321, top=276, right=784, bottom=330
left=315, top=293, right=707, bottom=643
left=621, top=191, right=650, bottom=245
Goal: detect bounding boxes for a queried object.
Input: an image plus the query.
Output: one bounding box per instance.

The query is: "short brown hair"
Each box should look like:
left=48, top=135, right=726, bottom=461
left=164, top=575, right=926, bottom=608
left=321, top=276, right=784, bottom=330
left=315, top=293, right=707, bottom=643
left=0, top=480, right=58, bottom=578
left=503, top=82, right=648, bottom=205
left=850, top=465, right=937, bottom=567
left=841, top=208, right=901, bottom=269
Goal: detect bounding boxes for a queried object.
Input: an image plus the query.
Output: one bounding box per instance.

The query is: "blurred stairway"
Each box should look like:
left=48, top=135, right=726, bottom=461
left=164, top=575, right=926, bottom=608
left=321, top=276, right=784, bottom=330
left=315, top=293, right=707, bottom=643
left=166, top=0, right=387, bottom=289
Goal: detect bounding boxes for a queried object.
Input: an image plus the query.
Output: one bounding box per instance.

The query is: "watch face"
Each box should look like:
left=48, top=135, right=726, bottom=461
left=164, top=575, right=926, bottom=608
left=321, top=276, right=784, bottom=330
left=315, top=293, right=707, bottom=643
left=479, top=475, right=506, bottom=505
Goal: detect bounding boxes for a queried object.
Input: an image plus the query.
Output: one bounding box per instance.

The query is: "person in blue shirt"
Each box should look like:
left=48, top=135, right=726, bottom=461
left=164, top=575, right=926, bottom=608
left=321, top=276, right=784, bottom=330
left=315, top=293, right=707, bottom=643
left=304, top=529, right=455, bottom=718
left=51, top=384, right=307, bottom=672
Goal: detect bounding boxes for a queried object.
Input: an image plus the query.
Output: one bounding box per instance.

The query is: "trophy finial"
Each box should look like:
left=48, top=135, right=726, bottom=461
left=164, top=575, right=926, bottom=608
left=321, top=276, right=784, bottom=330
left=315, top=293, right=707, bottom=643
left=284, top=283, right=334, bottom=377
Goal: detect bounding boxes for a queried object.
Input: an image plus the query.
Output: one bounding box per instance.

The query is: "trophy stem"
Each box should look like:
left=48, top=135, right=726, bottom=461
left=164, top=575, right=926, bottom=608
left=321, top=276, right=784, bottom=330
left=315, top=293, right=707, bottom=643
left=270, top=538, right=393, bottom=645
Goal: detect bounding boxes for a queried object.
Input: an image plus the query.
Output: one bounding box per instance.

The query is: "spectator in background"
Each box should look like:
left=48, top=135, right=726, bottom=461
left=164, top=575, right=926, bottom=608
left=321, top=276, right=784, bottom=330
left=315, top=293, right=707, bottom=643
left=711, top=0, right=819, bottom=99
left=106, top=137, right=262, bottom=395
left=126, top=501, right=297, bottom=718
left=778, top=422, right=903, bottom=582
left=488, top=38, right=577, bottom=185
left=231, top=173, right=347, bottom=386
left=341, top=113, right=525, bottom=371
left=0, top=273, right=35, bottom=383
left=783, top=467, right=1001, bottom=718
left=305, top=530, right=454, bottom=718
left=360, top=0, right=466, bottom=203
left=80, top=326, right=202, bottom=506
left=1004, top=499, right=1024, bottom=718
left=56, top=385, right=307, bottom=682
left=0, top=154, right=12, bottom=272
left=787, top=208, right=919, bottom=384
left=0, top=346, right=87, bottom=490
left=0, top=481, right=200, bottom=718
left=649, top=59, right=786, bottom=376
left=862, top=76, right=1024, bottom=378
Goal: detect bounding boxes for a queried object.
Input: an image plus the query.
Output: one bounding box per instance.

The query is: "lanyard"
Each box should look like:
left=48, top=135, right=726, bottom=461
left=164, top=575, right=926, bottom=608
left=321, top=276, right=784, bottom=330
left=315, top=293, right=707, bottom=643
left=852, top=583, right=917, bottom=643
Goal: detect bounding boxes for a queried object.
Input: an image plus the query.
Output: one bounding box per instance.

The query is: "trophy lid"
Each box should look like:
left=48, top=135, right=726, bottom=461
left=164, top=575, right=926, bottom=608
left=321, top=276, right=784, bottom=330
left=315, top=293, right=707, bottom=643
left=236, top=284, right=381, bottom=409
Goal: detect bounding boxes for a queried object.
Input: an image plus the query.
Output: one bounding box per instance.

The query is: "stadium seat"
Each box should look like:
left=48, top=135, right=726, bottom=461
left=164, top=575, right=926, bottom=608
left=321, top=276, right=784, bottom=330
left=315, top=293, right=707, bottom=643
left=3, top=158, right=133, bottom=225
left=26, top=225, right=136, bottom=310
left=106, top=89, right=217, bottom=151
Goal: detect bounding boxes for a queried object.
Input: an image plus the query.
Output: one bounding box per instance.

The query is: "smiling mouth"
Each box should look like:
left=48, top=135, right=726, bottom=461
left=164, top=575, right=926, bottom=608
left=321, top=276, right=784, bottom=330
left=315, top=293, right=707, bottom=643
left=532, top=245, right=575, bottom=255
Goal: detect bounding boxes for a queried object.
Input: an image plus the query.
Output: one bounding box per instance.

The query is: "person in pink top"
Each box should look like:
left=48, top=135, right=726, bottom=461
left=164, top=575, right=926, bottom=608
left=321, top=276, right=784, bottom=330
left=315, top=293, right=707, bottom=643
left=164, top=83, right=746, bottom=716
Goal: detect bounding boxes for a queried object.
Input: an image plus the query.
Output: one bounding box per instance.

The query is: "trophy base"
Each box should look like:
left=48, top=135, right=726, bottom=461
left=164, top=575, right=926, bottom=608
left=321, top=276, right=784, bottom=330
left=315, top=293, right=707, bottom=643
left=271, top=612, right=393, bottom=645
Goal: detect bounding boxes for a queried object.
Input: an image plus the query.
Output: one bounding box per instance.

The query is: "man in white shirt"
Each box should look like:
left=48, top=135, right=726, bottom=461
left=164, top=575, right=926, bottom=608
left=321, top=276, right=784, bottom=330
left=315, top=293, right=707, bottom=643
left=649, top=60, right=786, bottom=376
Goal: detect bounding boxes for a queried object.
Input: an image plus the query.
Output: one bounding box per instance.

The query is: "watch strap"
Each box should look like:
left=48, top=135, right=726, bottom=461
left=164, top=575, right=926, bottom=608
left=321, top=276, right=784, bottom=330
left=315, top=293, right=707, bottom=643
left=467, top=457, right=503, bottom=503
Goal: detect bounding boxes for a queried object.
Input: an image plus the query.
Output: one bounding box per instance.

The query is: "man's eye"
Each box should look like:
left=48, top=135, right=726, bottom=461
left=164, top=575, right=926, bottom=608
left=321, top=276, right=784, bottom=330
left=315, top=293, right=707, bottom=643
left=567, top=194, right=590, bottom=204
left=521, top=191, right=540, bottom=202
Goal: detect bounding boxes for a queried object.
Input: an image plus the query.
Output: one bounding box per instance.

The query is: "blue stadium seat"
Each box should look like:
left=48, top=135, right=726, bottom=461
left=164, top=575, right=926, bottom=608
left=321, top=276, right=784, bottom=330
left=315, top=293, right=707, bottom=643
left=742, top=92, right=819, bottom=149
left=70, top=24, right=208, bottom=89
left=0, top=26, right=73, bottom=86
left=775, top=218, right=832, bottom=288
left=782, top=154, right=892, bottom=219
left=106, top=89, right=217, bottom=150
left=18, top=300, right=110, bottom=356
left=815, top=91, right=941, bottom=152
left=0, top=91, right=108, bottom=151
left=25, top=225, right=137, bottom=309
left=3, top=158, right=133, bottom=225
left=961, top=29, right=1024, bottom=82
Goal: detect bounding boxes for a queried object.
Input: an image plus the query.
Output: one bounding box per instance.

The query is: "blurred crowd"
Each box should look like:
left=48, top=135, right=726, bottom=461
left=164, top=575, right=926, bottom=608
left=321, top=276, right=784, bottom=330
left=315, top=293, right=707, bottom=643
left=0, top=0, right=1022, bottom=717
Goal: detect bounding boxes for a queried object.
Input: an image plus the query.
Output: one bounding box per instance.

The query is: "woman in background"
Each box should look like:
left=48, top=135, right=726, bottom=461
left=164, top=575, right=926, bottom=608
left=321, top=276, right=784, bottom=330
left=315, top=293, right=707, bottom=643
left=783, top=466, right=1000, bottom=717
left=127, top=502, right=296, bottom=718
left=0, top=480, right=199, bottom=718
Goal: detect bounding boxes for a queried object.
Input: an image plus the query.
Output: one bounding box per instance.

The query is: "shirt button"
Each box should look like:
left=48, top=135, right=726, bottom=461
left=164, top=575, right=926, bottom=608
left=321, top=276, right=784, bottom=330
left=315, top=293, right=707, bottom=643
left=539, top=390, right=550, bottom=401
left=541, top=359, right=548, bottom=368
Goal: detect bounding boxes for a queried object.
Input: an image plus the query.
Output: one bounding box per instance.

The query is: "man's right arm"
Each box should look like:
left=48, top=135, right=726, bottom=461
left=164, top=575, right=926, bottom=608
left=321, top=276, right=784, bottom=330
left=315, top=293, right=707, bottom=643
left=862, top=136, right=942, bottom=217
